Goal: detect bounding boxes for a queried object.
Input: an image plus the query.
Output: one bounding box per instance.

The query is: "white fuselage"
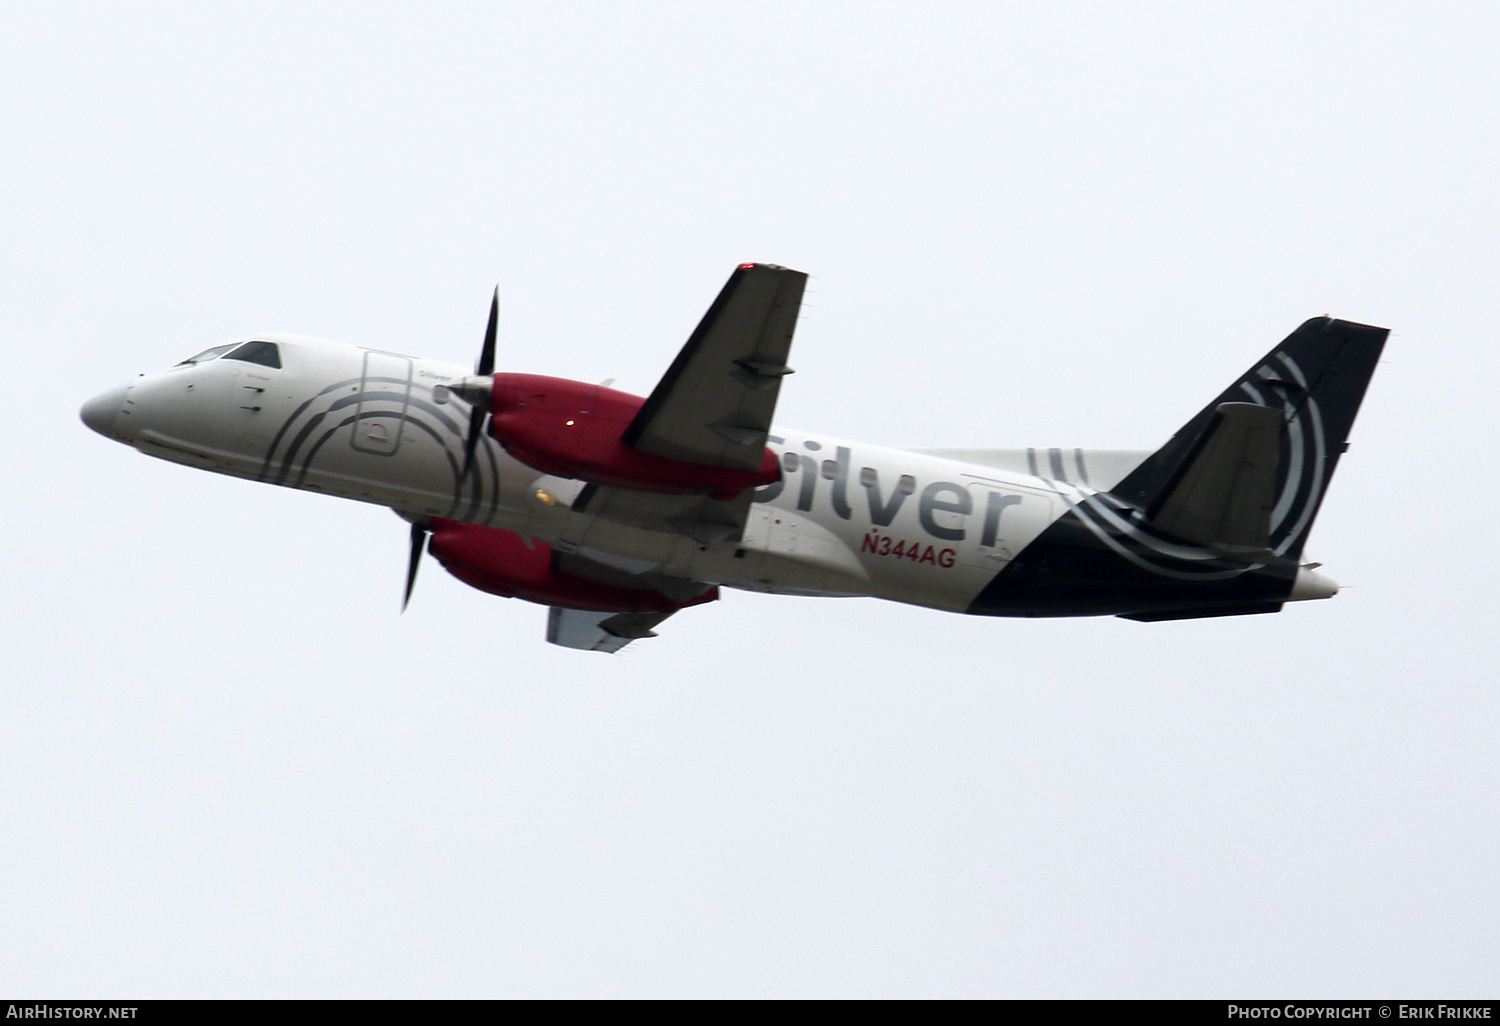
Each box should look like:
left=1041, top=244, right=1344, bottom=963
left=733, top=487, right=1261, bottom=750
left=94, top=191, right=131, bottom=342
left=92, top=333, right=1136, bottom=614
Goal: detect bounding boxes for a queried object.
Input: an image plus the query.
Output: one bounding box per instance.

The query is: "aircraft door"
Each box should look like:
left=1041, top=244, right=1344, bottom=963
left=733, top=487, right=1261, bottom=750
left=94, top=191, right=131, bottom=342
left=963, top=480, right=1058, bottom=569
left=351, top=351, right=413, bottom=456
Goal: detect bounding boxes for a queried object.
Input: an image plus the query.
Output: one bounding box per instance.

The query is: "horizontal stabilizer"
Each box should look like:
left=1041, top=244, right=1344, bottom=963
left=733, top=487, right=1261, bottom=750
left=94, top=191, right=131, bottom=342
left=903, top=448, right=1151, bottom=492
left=1147, top=402, right=1282, bottom=556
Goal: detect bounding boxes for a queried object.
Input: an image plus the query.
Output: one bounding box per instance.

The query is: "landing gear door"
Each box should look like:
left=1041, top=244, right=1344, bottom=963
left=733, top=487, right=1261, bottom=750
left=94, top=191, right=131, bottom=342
left=963, top=479, right=1059, bottom=570
left=351, top=351, right=413, bottom=456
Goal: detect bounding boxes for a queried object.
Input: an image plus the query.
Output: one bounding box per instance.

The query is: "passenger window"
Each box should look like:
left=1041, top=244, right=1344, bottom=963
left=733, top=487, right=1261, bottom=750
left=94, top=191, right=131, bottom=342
left=223, top=341, right=282, bottom=369
left=174, top=344, right=236, bottom=367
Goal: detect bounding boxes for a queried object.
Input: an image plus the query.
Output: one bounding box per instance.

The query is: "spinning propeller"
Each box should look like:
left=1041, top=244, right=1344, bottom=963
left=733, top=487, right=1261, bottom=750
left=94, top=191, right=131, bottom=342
left=402, top=286, right=499, bottom=611
left=454, top=287, right=500, bottom=480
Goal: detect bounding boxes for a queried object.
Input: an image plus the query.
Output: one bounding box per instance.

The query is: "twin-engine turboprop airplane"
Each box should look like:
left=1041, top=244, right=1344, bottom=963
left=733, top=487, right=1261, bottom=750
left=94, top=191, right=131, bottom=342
left=81, top=264, right=1387, bottom=652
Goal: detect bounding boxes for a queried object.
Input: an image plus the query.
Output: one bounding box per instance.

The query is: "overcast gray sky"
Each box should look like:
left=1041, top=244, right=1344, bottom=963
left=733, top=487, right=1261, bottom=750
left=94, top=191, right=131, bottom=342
left=3, top=1, right=1498, bottom=998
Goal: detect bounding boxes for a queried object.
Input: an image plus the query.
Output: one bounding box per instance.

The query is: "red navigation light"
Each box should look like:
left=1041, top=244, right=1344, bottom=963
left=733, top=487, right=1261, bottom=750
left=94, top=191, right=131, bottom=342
left=739, top=263, right=755, bottom=269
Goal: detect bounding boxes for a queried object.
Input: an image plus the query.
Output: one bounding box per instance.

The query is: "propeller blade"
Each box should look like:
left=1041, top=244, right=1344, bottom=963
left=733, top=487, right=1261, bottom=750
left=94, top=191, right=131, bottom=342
left=461, top=287, right=500, bottom=480
left=402, top=519, right=428, bottom=612
left=477, top=286, right=498, bottom=376
left=462, top=403, right=486, bottom=480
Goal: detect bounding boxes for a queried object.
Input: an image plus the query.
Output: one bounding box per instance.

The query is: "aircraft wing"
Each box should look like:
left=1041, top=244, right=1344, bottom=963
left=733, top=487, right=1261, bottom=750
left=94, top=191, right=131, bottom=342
left=622, top=263, right=807, bottom=470
left=571, top=482, right=753, bottom=545
left=546, top=606, right=678, bottom=653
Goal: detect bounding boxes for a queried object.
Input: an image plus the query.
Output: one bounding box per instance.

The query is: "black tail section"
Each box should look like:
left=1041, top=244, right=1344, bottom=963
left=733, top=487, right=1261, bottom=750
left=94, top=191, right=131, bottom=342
left=1112, top=317, right=1388, bottom=561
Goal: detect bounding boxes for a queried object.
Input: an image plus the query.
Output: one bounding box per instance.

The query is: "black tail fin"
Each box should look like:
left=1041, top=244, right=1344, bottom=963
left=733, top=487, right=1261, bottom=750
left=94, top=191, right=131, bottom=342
left=1111, top=317, right=1388, bottom=561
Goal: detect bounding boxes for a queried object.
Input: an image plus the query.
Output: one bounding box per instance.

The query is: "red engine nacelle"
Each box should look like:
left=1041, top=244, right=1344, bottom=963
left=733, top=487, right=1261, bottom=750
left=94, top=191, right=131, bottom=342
left=428, top=518, right=718, bottom=614
left=488, top=373, right=779, bottom=498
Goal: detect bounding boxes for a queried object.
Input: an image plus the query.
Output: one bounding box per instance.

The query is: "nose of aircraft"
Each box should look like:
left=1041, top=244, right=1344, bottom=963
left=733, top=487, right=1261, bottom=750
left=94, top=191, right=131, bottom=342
left=80, top=385, right=129, bottom=438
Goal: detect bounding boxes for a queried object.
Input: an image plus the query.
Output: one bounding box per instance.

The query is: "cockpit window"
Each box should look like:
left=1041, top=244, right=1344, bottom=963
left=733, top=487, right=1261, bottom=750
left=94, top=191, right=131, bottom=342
left=223, top=341, right=282, bottom=369
left=174, top=344, right=236, bottom=367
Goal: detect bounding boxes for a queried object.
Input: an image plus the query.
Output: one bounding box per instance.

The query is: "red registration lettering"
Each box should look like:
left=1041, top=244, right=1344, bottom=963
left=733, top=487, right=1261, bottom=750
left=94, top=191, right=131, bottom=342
left=859, top=533, right=958, bottom=569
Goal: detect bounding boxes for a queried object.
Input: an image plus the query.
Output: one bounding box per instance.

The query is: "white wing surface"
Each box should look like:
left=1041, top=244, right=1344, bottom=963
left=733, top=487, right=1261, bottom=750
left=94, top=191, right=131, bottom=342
left=546, top=606, right=678, bottom=653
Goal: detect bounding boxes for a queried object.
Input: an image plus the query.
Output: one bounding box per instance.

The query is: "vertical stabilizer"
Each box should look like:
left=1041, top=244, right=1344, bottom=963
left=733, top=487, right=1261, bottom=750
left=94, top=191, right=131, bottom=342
left=1112, top=317, right=1387, bottom=561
